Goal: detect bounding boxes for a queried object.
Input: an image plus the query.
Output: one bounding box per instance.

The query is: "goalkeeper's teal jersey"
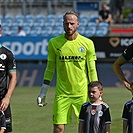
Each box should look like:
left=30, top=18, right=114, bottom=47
left=47, top=33, right=97, bottom=97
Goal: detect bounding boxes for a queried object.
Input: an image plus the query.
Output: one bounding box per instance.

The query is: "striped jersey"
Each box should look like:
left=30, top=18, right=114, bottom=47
left=79, top=102, right=111, bottom=133
left=0, top=45, right=16, bottom=100
left=122, top=98, right=133, bottom=133
left=0, top=110, right=6, bottom=130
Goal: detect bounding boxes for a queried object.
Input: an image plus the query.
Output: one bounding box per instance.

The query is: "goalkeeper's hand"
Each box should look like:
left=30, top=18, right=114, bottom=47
left=37, top=96, right=47, bottom=107
left=37, top=84, right=50, bottom=107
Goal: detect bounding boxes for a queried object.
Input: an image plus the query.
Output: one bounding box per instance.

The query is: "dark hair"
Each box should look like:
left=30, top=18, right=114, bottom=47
left=63, top=10, right=78, bottom=20
left=88, top=81, right=103, bottom=91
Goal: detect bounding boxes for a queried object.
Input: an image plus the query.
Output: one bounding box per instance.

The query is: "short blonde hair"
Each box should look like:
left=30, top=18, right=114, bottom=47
left=63, top=10, right=78, bottom=20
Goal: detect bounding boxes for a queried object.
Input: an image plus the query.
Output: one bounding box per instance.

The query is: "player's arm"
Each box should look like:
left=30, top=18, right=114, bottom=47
left=78, top=121, right=84, bottom=133
left=87, top=60, right=98, bottom=82
left=0, top=51, right=16, bottom=111
left=37, top=61, right=55, bottom=107
left=112, top=55, right=131, bottom=91
left=87, top=41, right=98, bottom=82
left=37, top=39, right=56, bottom=107
left=123, top=120, right=128, bottom=133
left=105, top=124, right=110, bottom=133
left=0, top=128, right=5, bottom=133
left=0, top=71, right=16, bottom=111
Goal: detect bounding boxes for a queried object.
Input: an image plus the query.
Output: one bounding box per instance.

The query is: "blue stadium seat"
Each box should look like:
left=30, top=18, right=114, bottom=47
left=5, top=15, right=14, bottom=20
left=77, top=26, right=85, bottom=35
left=47, top=14, right=56, bottom=20
left=25, top=14, right=35, bottom=20
left=0, top=15, right=3, bottom=21
left=57, top=14, right=63, bottom=22
left=1, top=21, right=12, bottom=27
left=2, top=26, right=10, bottom=32
left=10, top=26, right=18, bottom=32
left=79, top=14, right=89, bottom=27
left=33, top=21, right=44, bottom=27
left=98, top=22, right=109, bottom=27
left=79, top=14, right=89, bottom=20
left=12, top=21, right=20, bottom=27
left=42, top=26, right=54, bottom=36
left=95, top=27, right=108, bottom=36
left=3, top=15, right=14, bottom=26
left=15, top=15, right=25, bottom=20
left=36, top=14, right=46, bottom=20
left=10, top=30, right=18, bottom=36
left=89, top=14, right=99, bottom=22
left=84, top=26, right=96, bottom=37
left=23, top=26, right=31, bottom=35
left=23, top=21, right=33, bottom=27
left=40, top=29, right=51, bottom=37
left=29, top=30, right=40, bottom=36
left=32, top=26, right=42, bottom=33
left=54, top=21, right=63, bottom=27
left=95, top=22, right=109, bottom=36
left=14, top=19, right=24, bottom=26
left=44, top=21, right=55, bottom=27
left=79, top=19, right=88, bottom=27
left=53, top=27, right=64, bottom=34
left=51, top=29, right=62, bottom=36
left=87, top=21, right=97, bottom=27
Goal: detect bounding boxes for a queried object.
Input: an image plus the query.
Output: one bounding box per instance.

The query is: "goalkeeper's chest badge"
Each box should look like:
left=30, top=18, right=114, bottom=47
left=79, top=46, right=85, bottom=52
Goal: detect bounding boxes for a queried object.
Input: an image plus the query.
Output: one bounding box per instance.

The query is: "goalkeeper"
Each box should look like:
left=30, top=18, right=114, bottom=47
left=37, top=10, right=98, bottom=133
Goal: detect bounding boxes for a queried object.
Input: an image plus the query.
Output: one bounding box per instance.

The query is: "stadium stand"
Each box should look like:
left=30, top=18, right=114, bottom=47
left=0, top=0, right=132, bottom=37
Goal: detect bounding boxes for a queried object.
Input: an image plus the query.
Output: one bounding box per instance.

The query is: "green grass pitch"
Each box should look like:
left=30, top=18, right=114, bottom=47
left=11, top=86, right=131, bottom=133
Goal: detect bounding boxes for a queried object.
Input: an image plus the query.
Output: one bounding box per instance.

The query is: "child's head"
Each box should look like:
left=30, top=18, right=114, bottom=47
left=88, top=81, right=103, bottom=103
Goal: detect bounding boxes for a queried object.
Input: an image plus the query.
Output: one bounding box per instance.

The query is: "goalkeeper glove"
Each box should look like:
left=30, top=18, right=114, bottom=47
left=37, top=84, right=50, bottom=107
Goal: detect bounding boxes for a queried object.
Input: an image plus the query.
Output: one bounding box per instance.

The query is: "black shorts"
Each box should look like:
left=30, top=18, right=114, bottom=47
left=4, top=104, right=12, bottom=133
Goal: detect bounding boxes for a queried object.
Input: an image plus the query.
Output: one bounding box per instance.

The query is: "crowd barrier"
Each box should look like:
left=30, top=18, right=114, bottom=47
left=0, top=36, right=132, bottom=61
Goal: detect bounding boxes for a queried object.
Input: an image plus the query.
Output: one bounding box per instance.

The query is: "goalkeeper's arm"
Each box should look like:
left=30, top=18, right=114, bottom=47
left=87, top=60, right=98, bottom=82
left=37, top=61, right=55, bottom=107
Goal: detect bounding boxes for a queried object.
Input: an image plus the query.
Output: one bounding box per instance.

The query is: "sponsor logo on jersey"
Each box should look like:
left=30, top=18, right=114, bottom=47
left=59, top=56, right=84, bottom=62
left=98, top=110, right=103, bottom=117
left=79, top=46, right=85, bottom=52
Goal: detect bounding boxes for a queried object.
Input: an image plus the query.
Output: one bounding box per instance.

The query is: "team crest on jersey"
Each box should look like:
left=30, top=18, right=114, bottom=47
left=79, top=46, right=85, bottom=52
left=0, top=54, right=7, bottom=60
left=98, top=111, right=103, bottom=117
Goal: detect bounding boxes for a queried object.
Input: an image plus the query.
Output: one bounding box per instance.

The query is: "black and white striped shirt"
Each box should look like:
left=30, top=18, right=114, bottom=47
left=79, top=102, right=111, bottom=133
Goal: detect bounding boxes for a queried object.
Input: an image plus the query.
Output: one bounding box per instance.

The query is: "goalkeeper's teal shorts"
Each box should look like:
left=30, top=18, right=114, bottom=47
left=53, top=95, right=87, bottom=124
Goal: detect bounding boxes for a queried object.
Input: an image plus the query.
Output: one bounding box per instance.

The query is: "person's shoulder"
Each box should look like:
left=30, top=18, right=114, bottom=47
left=125, top=99, right=133, bottom=106
left=82, top=101, right=90, bottom=107
left=0, top=46, right=14, bottom=56
left=78, top=33, right=93, bottom=42
left=50, top=34, right=64, bottom=42
left=1, top=46, right=11, bottom=52
left=101, top=102, right=109, bottom=108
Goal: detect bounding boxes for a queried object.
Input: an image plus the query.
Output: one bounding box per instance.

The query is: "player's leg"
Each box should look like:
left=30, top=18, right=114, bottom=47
left=53, top=96, right=72, bottom=133
left=72, top=96, right=87, bottom=123
left=4, top=104, right=12, bottom=133
left=53, top=124, right=64, bottom=133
